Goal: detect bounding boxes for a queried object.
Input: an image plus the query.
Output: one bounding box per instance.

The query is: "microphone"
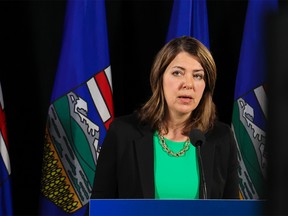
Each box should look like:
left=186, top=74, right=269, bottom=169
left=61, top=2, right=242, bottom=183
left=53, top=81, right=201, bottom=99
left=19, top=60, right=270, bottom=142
left=190, top=129, right=207, bottom=199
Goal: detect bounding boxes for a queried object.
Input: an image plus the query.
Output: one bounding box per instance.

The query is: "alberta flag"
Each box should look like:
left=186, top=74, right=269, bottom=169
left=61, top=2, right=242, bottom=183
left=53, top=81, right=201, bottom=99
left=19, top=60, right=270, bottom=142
left=231, top=0, right=277, bottom=199
left=166, top=0, right=210, bottom=48
left=0, top=82, right=12, bottom=216
left=40, top=0, right=114, bottom=215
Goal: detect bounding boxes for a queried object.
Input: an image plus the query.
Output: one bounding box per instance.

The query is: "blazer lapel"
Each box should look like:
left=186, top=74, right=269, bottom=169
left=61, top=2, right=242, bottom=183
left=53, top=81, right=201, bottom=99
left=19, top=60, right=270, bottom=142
left=134, top=126, right=155, bottom=198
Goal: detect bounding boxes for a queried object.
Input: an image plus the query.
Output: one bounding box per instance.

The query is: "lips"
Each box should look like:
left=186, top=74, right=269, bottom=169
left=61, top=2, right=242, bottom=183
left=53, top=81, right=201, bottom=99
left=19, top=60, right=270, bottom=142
left=178, top=94, right=193, bottom=99
left=178, top=95, right=193, bottom=103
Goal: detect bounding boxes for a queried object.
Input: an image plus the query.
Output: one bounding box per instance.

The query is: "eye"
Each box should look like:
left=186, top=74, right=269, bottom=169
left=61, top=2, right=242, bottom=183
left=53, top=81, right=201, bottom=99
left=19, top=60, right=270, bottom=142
left=193, top=73, right=204, bottom=80
left=171, top=70, right=183, bottom=77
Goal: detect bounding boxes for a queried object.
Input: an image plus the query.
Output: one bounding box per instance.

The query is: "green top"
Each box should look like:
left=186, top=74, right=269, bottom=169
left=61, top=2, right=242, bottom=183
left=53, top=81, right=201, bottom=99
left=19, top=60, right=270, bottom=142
left=153, top=132, right=199, bottom=199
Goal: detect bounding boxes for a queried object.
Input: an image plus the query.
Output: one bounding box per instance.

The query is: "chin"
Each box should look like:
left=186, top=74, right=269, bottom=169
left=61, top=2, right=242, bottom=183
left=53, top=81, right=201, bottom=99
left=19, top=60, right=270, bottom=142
left=177, top=109, right=193, bottom=115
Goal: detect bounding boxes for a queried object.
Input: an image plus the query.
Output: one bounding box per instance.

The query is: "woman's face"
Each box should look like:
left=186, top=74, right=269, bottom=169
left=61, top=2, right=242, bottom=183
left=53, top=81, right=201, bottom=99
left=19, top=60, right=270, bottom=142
left=163, top=51, right=206, bottom=119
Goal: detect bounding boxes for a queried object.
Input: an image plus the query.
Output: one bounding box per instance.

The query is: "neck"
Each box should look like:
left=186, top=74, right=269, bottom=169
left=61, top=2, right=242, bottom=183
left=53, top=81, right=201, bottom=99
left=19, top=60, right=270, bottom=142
left=161, top=118, right=188, bottom=142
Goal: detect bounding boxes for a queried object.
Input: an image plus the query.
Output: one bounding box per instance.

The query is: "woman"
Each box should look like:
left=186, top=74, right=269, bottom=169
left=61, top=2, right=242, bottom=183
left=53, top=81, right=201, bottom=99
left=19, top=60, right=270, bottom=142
left=91, top=36, right=239, bottom=199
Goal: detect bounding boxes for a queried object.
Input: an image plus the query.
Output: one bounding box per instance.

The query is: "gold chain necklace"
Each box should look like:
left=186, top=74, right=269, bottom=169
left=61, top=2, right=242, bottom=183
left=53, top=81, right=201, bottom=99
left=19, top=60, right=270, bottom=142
left=158, top=133, right=190, bottom=157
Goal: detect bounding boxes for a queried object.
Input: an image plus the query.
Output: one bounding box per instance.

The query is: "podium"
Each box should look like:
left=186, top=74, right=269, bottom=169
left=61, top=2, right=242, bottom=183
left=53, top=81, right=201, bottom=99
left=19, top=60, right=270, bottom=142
left=89, top=199, right=264, bottom=215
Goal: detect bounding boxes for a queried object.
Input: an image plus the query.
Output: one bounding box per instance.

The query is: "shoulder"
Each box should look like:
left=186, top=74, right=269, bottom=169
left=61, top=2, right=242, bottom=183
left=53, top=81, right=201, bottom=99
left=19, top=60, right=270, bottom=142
left=109, top=112, right=151, bottom=135
left=205, top=121, right=235, bottom=143
left=111, top=113, right=139, bottom=126
left=208, top=121, right=232, bottom=134
left=204, top=121, right=237, bottom=162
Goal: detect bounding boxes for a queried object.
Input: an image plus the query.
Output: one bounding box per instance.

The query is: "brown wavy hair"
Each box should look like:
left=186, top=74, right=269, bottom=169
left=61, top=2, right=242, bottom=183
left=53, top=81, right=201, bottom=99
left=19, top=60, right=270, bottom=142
left=138, top=36, right=217, bottom=134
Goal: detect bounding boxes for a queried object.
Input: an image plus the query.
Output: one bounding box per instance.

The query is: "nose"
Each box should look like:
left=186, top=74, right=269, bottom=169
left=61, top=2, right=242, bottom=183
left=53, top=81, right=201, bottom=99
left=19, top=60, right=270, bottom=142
left=183, top=83, right=192, bottom=89
left=183, top=76, right=193, bottom=89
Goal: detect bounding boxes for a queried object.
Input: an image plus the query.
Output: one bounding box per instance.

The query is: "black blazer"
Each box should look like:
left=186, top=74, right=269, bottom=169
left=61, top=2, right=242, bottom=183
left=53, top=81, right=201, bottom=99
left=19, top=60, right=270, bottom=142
left=91, top=113, right=239, bottom=199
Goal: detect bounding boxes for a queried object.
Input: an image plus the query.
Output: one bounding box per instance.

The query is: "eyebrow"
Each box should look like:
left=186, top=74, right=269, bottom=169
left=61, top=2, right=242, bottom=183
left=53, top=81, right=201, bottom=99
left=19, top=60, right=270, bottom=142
left=172, top=66, right=204, bottom=72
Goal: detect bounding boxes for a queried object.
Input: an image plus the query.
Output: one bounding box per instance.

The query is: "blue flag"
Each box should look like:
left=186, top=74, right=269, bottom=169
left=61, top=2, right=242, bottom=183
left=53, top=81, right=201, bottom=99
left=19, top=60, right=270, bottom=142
left=40, top=0, right=114, bottom=215
left=166, top=0, right=210, bottom=48
left=0, top=82, right=13, bottom=216
left=231, top=0, right=277, bottom=199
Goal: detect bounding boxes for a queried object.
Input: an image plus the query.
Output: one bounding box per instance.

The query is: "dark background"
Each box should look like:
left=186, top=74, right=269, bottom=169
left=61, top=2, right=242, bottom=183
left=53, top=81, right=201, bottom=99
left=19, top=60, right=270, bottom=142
left=0, top=0, right=287, bottom=215
left=266, top=7, right=288, bottom=215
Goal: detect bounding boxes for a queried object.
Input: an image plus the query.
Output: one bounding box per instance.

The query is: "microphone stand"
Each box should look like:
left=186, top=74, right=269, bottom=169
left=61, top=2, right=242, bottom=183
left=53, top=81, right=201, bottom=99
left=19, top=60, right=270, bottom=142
left=190, top=129, right=207, bottom=199
left=196, top=145, right=207, bottom=199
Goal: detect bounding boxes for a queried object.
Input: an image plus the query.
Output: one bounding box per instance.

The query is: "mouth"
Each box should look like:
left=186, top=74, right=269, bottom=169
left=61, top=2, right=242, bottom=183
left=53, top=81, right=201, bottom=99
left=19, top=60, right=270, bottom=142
left=178, top=95, right=193, bottom=103
left=178, top=95, right=193, bottom=99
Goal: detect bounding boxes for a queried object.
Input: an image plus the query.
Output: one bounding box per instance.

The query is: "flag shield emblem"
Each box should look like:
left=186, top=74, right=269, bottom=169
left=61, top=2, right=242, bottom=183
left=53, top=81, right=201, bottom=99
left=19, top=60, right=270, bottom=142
left=232, top=85, right=267, bottom=199
left=41, top=67, right=113, bottom=213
